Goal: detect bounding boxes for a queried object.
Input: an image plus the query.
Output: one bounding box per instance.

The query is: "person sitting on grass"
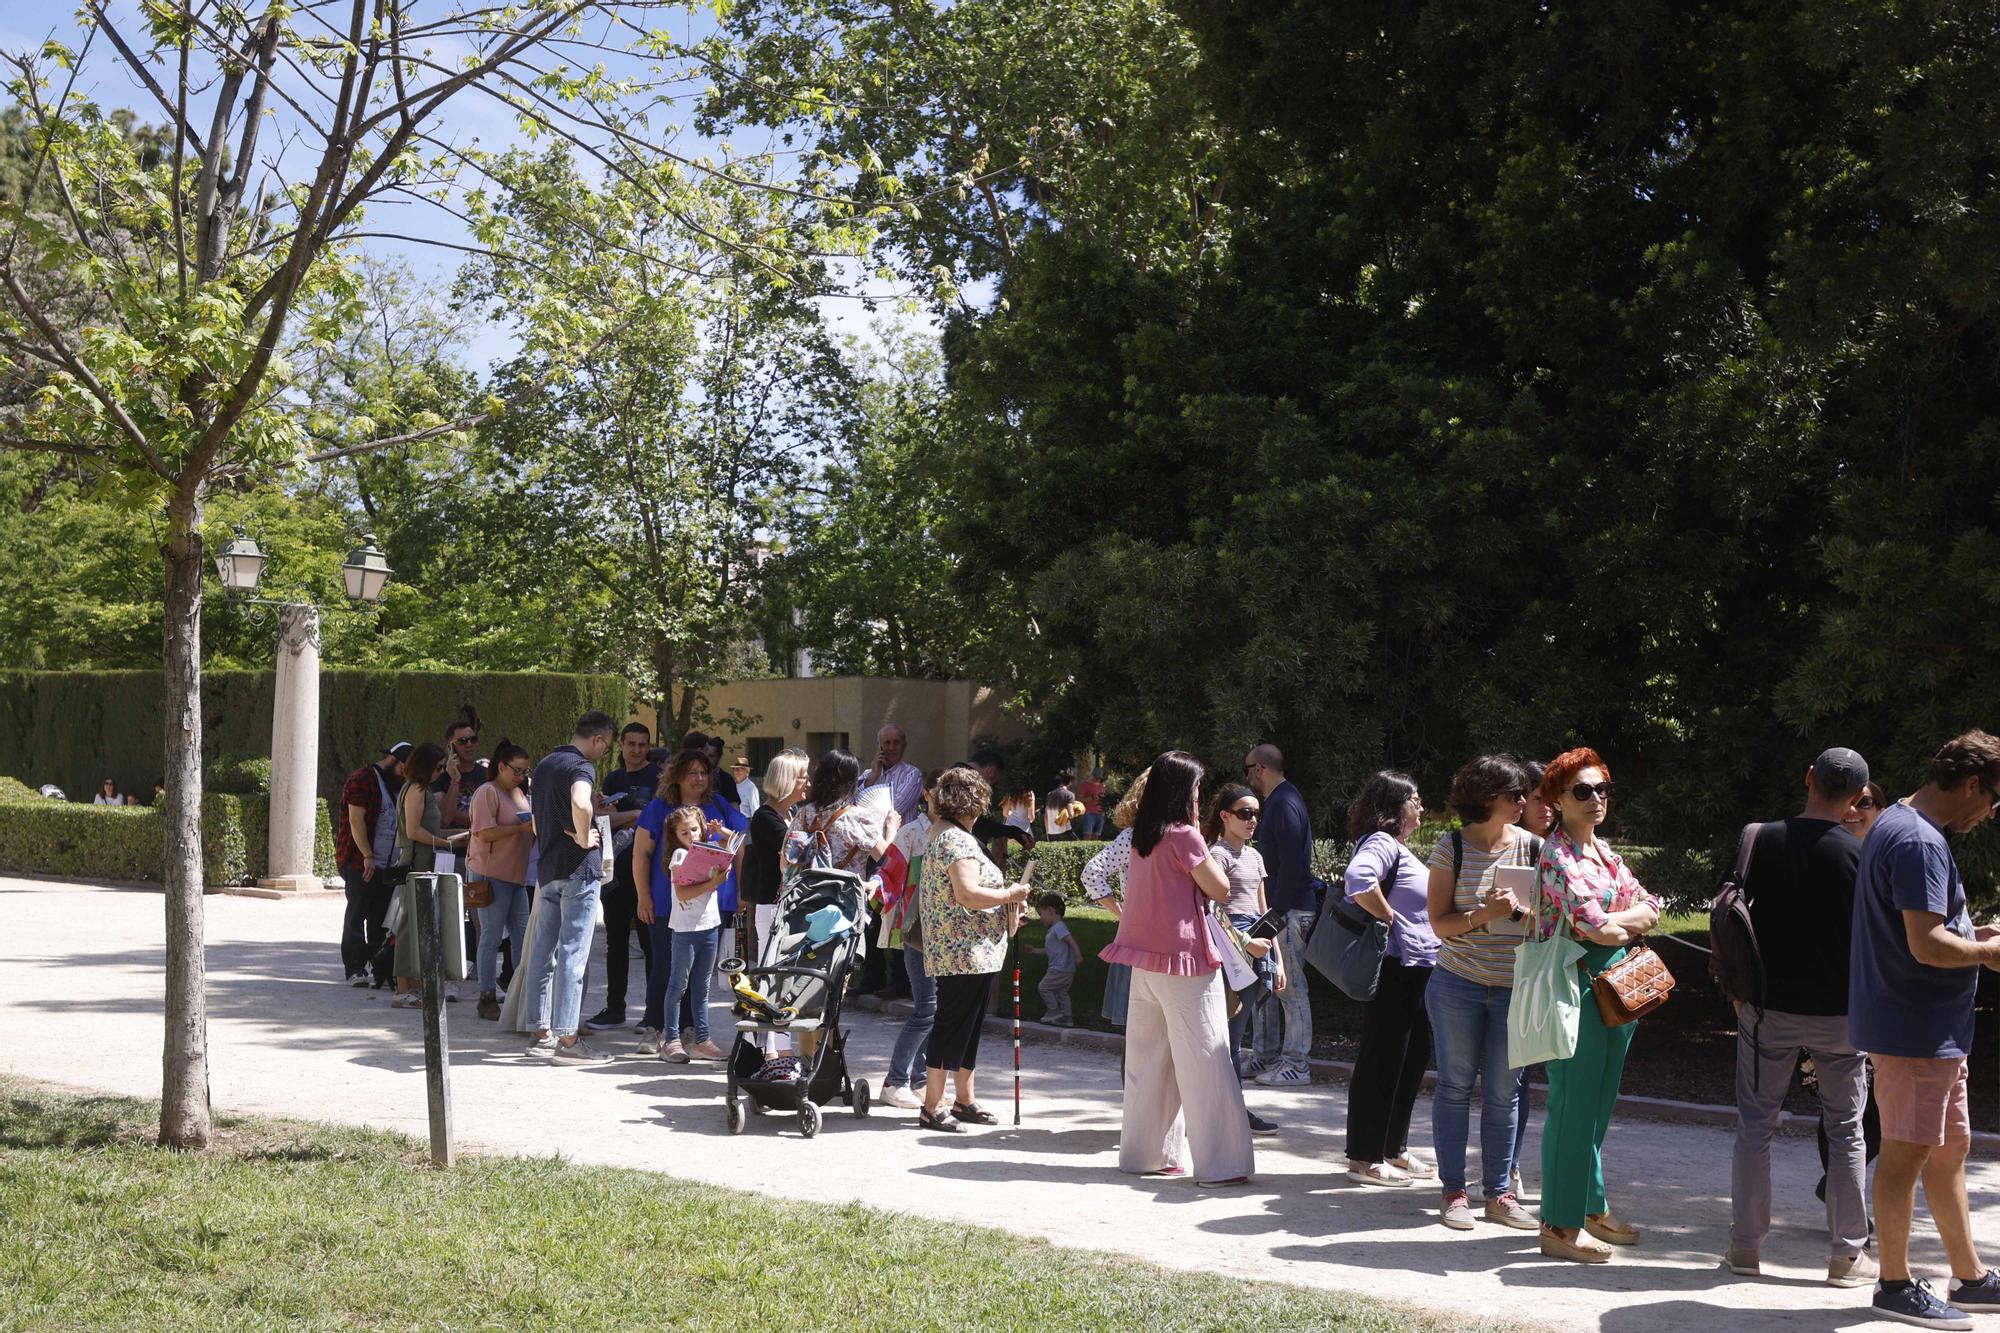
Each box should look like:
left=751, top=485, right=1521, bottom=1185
left=1029, top=892, right=1078, bottom=1026
left=656, top=805, right=732, bottom=1064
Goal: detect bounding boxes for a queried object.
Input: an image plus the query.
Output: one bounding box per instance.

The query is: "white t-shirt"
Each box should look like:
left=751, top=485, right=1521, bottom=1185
left=666, top=848, right=723, bottom=933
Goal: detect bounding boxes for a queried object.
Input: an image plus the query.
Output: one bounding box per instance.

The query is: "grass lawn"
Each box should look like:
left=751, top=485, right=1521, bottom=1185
left=0, top=1077, right=1492, bottom=1332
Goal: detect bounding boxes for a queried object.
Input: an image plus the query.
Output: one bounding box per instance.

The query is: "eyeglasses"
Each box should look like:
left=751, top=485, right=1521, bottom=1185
left=506, top=764, right=531, bottom=779
left=453, top=735, right=479, bottom=747
left=1243, top=763, right=1263, bottom=775
left=1569, top=781, right=1614, bottom=803
left=1226, top=806, right=1260, bottom=821
left=1854, top=796, right=1878, bottom=811
left=1503, top=790, right=1526, bottom=802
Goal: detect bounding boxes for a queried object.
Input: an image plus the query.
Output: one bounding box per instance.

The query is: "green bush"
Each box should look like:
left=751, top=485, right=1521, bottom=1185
left=0, top=778, right=336, bottom=886
left=207, top=754, right=272, bottom=794
left=0, top=669, right=629, bottom=808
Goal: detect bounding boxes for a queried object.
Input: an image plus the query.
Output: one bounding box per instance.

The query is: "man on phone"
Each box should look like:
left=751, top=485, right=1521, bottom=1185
left=1848, top=731, right=2000, bottom=1326
left=863, top=723, right=924, bottom=826
left=433, top=712, right=487, bottom=829
left=587, top=721, right=660, bottom=1031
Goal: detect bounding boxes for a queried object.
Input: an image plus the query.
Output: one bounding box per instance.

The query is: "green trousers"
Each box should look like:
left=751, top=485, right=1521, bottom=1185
left=1540, top=942, right=1635, bottom=1228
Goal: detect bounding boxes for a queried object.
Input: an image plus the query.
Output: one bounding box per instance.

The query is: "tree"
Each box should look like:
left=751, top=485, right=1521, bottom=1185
left=765, top=326, right=981, bottom=678
left=0, top=1, right=858, bottom=1148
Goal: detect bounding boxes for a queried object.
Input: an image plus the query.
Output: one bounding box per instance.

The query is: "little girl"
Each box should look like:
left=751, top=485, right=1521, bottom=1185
left=660, top=805, right=732, bottom=1064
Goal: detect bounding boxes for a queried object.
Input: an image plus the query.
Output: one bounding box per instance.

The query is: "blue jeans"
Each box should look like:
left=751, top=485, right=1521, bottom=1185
left=643, top=918, right=713, bottom=1033
left=523, top=871, right=601, bottom=1038
left=1227, top=912, right=1279, bottom=1069
left=475, top=877, right=531, bottom=996
left=887, top=945, right=939, bottom=1089
left=1425, top=963, right=1527, bottom=1195
left=1270, top=908, right=1315, bottom=1067
left=1078, top=812, right=1105, bottom=839
left=662, top=924, right=720, bottom=1044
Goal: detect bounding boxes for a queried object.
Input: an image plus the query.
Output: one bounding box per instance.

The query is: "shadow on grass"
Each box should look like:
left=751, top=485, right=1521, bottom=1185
left=0, top=1090, right=143, bottom=1150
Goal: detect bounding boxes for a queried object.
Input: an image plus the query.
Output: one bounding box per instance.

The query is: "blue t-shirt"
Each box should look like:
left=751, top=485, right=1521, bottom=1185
left=637, top=795, right=749, bottom=918
left=1256, top=780, right=1316, bottom=914
left=1848, top=801, right=1978, bottom=1059
left=531, top=745, right=601, bottom=884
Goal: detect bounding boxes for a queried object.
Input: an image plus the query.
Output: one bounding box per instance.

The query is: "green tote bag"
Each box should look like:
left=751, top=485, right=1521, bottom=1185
left=1507, top=867, right=1585, bottom=1067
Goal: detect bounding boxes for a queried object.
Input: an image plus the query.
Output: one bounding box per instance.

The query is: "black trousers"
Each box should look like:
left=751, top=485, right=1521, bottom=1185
left=1345, top=958, right=1434, bottom=1164
left=929, top=972, right=997, bottom=1073
left=597, top=872, right=654, bottom=1014
left=339, top=862, right=393, bottom=982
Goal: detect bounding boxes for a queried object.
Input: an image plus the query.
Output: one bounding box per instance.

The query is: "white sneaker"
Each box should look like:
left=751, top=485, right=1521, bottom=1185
left=880, top=1083, right=923, bottom=1110
left=390, top=992, right=420, bottom=1009
left=633, top=1026, right=663, bottom=1057
left=525, top=1036, right=558, bottom=1061
left=551, top=1039, right=611, bottom=1066
left=1237, top=1056, right=1267, bottom=1082
left=1255, top=1062, right=1312, bottom=1087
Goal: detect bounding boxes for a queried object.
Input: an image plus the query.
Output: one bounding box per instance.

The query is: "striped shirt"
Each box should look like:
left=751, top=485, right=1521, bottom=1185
left=1428, top=825, right=1539, bottom=987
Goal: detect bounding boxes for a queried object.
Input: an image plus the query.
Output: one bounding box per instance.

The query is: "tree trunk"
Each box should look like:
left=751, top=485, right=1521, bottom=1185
left=159, top=479, right=211, bottom=1150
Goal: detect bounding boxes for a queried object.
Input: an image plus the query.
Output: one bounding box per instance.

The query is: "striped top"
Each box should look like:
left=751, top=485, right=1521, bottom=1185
left=1427, top=825, right=1539, bottom=986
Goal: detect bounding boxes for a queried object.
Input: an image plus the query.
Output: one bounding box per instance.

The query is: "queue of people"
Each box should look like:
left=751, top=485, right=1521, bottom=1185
left=332, top=715, right=2000, bottom=1323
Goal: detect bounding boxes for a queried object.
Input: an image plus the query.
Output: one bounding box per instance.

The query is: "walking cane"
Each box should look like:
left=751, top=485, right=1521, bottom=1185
left=1013, top=859, right=1037, bottom=1127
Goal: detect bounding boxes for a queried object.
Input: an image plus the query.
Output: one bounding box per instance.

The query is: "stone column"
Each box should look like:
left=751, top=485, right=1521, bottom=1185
left=261, top=601, right=324, bottom=892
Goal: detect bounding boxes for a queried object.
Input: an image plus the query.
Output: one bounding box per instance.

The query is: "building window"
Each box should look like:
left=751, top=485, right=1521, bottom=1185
left=805, top=731, right=849, bottom=759
left=745, top=737, right=784, bottom=779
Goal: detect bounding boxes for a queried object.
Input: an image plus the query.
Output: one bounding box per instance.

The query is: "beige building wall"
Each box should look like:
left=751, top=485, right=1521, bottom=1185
left=688, top=677, right=1024, bottom=776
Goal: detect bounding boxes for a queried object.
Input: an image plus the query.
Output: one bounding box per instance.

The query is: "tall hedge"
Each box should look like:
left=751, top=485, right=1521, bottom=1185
left=0, top=776, right=337, bottom=885
left=0, top=669, right=628, bottom=804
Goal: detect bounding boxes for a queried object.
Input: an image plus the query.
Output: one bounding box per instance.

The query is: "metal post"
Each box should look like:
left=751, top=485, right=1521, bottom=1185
left=413, top=873, right=454, bottom=1168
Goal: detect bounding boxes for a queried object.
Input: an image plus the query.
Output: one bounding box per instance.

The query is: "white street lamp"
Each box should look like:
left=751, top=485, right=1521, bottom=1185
left=213, top=527, right=268, bottom=593
left=341, top=534, right=393, bottom=604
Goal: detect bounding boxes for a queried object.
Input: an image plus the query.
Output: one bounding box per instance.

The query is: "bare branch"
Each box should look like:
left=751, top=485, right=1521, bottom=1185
left=84, top=2, right=207, bottom=158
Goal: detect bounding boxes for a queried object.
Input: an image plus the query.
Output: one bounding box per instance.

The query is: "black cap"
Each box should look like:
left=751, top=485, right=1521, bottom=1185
left=383, top=741, right=413, bottom=761
left=1811, top=747, right=1869, bottom=797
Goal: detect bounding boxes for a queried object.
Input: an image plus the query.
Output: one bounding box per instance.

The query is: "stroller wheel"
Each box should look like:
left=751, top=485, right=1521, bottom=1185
left=726, top=1100, right=747, bottom=1136
left=798, top=1101, right=821, bottom=1139
left=852, top=1081, right=870, bottom=1118
left=719, top=957, right=746, bottom=975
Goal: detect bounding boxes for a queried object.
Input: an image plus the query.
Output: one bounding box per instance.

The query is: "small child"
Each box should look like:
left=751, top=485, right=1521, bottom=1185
left=1029, top=891, right=1078, bottom=1027
left=660, top=805, right=730, bottom=1064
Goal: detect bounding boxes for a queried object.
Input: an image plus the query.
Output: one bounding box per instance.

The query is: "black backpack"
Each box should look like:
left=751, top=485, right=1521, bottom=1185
left=1709, top=822, right=1767, bottom=1008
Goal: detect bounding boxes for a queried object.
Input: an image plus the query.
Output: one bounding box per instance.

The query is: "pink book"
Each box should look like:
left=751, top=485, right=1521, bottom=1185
left=673, top=838, right=738, bottom=888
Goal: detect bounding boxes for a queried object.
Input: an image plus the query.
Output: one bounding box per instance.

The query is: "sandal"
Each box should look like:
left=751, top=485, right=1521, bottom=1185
left=917, top=1107, right=964, bottom=1133
left=951, top=1101, right=999, bottom=1125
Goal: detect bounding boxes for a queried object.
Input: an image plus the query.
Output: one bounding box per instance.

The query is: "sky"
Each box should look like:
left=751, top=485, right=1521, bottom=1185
left=0, top=1, right=937, bottom=376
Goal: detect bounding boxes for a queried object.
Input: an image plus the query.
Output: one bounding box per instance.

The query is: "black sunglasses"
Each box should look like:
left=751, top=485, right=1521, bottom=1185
left=1227, top=806, right=1260, bottom=820
left=1854, top=795, right=1878, bottom=811
left=453, top=735, right=480, bottom=746
left=1569, top=781, right=1614, bottom=802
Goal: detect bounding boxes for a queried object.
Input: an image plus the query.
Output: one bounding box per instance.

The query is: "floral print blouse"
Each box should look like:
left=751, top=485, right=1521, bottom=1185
left=1532, top=827, right=1660, bottom=943
left=917, top=824, right=1010, bottom=978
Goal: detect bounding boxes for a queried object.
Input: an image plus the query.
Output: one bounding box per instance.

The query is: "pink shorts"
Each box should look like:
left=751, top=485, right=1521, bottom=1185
left=1871, top=1054, right=1971, bottom=1148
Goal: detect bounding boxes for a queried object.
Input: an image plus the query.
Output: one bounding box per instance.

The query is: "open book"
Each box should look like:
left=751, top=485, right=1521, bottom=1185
left=673, top=829, right=743, bottom=888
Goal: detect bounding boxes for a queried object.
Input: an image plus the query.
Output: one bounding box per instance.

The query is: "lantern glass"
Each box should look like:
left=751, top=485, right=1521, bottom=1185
left=214, top=530, right=267, bottom=593
left=341, top=536, right=393, bottom=603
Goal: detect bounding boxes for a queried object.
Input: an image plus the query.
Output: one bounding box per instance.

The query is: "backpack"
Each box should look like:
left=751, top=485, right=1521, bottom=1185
left=1450, top=829, right=1546, bottom=880
left=1708, top=822, right=1767, bottom=1009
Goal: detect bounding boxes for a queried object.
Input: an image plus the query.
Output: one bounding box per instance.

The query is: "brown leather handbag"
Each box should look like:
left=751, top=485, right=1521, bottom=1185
left=463, top=878, right=494, bottom=910
left=1589, top=944, right=1675, bottom=1027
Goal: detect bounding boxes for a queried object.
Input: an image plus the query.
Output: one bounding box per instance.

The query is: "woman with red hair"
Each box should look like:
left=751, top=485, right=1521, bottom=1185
left=1532, top=747, right=1661, bottom=1264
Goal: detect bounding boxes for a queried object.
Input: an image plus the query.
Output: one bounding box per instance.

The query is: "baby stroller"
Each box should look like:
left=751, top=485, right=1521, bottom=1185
left=720, top=865, right=871, bottom=1138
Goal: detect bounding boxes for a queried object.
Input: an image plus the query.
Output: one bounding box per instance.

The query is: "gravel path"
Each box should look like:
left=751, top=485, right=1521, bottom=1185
left=5, top=875, right=1992, bottom=1331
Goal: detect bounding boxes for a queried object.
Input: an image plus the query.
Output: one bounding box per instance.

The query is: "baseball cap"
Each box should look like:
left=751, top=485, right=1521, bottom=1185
left=1811, top=746, right=1869, bottom=797
left=383, top=741, right=413, bottom=761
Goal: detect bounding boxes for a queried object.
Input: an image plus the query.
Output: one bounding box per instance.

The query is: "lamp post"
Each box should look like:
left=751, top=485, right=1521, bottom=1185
left=215, top=529, right=392, bottom=893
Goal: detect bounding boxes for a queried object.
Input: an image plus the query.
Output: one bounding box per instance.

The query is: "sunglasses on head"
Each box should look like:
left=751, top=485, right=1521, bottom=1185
left=1227, top=805, right=1260, bottom=820
left=1569, top=781, right=1614, bottom=802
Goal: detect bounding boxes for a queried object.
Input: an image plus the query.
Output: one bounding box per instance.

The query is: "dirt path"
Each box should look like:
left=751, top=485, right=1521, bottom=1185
left=4, top=876, right=1989, bottom=1331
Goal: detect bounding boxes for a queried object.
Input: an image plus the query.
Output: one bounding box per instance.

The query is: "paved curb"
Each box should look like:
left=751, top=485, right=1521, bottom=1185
left=843, top=991, right=2000, bottom=1150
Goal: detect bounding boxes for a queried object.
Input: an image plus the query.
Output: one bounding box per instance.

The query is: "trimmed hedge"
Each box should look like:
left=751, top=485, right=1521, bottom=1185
left=0, top=776, right=337, bottom=887
left=0, top=669, right=628, bottom=805
left=1006, top=833, right=1712, bottom=910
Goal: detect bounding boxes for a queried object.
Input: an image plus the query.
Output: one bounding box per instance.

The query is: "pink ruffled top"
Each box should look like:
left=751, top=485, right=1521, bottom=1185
left=1100, top=824, right=1221, bottom=976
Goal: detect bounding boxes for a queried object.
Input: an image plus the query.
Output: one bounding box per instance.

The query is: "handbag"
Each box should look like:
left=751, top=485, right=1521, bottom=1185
left=1590, top=943, right=1675, bottom=1027
left=1301, top=845, right=1402, bottom=1002
left=463, top=878, right=493, bottom=909
left=1507, top=860, right=1586, bottom=1067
